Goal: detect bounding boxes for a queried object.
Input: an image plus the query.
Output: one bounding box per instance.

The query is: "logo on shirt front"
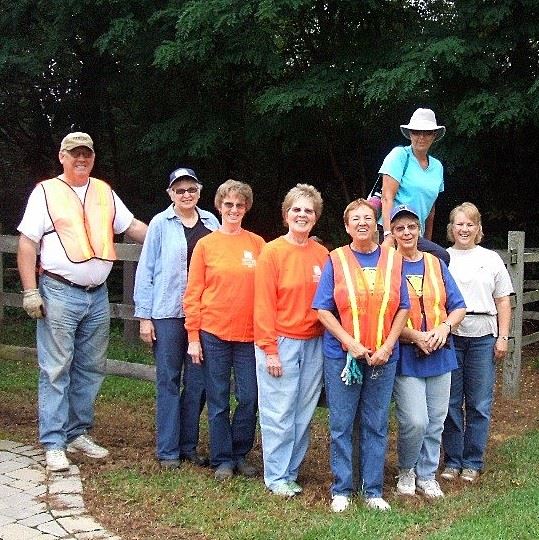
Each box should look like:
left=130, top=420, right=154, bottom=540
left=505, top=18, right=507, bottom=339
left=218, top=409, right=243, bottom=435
left=242, top=251, right=256, bottom=268
left=312, top=265, right=322, bottom=283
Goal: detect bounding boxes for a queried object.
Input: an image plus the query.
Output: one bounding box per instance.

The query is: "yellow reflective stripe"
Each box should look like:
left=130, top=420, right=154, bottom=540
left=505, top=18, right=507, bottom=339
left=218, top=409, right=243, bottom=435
left=336, top=248, right=361, bottom=342
left=376, top=248, right=394, bottom=348
left=94, top=180, right=111, bottom=259
left=425, top=253, right=442, bottom=326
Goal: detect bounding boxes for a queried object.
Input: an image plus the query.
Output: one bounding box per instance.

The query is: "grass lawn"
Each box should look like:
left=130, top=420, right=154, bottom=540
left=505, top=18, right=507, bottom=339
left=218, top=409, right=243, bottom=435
left=1, top=313, right=538, bottom=539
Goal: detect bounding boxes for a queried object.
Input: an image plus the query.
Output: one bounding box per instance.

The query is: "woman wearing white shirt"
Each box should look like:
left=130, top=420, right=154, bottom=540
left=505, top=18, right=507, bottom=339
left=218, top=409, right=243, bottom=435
left=441, top=202, right=513, bottom=483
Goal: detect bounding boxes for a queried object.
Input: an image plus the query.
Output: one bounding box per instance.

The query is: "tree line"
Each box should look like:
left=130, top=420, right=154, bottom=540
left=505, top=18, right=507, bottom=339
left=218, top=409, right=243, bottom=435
left=1, top=0, right=538, bottom=246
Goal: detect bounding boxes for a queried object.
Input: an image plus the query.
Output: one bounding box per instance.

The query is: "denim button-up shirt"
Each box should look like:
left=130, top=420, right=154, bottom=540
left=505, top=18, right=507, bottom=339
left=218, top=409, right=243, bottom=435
left=133, top=205, right=220, bottom=319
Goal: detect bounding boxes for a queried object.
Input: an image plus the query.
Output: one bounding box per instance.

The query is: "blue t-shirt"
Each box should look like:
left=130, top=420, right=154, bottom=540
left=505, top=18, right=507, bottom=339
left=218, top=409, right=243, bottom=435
left=398, top=258, right=466, bottom=377
left=378, top=145, right=444, bottom=234
left=312, top=246, right=410, bottom=361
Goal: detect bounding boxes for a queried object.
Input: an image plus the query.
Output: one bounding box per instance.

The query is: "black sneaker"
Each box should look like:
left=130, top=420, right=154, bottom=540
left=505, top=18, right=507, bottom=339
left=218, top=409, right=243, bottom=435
left=180, top=453, right=210, bottom=467
left=159, top=459, right=181, bottom=470
left=235, top=458, right=257, bottom=477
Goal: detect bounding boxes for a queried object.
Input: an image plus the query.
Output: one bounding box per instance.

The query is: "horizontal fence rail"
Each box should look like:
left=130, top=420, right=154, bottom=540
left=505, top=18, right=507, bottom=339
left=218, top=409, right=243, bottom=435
left=1, top=231, right=538, bottom=397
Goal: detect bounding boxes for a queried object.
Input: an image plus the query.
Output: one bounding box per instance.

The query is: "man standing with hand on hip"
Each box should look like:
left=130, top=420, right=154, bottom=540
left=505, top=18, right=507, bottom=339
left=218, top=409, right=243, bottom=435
left=17, top=132, right=147, bottom=471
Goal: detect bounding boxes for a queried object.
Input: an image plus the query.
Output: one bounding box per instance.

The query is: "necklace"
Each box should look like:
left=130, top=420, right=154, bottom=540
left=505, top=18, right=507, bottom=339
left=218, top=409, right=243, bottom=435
left=350, top=243, right=378, bottom=254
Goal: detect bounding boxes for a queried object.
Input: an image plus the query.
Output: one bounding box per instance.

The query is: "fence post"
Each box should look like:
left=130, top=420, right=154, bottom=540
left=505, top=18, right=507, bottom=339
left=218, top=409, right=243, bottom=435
left=503, top=231, right=524, bottom=399
left=0, top=223, right=4, bottom=321
left=122, top=237, right=138, bottom=345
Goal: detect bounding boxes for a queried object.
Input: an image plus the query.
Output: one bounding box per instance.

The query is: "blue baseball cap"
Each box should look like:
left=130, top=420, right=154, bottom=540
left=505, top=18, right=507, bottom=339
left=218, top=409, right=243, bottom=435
left=168, top=167, right=199, bottom=188
left=390, top=204, right=420, bottom=222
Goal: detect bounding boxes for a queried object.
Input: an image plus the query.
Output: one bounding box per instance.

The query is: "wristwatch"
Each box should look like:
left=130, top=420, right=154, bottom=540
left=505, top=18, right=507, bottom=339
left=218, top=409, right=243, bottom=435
left=499, top=336, right=509, bottom=341
left=442, top=321, right=452, bottom=332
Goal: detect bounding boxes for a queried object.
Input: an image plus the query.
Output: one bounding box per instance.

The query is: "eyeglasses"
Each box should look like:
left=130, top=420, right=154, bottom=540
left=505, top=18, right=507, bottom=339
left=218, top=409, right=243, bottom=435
left=393, top=224, right=419, bottom=234
left=223, top=202, right=246, bottom=209
left=171, top=187, right=198, bottom=195
left=66, top=148, right=94, bottom=158
left=288, top=207, right=315, bottom=215
left=410, top=130, right=436, bottom=137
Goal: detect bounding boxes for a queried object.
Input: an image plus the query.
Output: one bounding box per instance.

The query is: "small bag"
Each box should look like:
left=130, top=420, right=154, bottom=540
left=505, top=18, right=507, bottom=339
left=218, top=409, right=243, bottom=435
left=367, top=147, right=411, bottom=218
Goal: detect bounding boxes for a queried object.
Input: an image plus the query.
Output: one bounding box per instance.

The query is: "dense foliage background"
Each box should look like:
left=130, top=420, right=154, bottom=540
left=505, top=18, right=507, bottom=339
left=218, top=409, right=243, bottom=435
left=2, top=0, right=538, bottom=247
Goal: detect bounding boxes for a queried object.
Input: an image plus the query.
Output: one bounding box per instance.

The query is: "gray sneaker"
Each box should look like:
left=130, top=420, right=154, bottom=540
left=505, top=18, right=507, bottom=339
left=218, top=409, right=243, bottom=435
left=235, top=458, right=257, bottom=477
left=214, top=463, right=234, bottom=481
left=440, top=467, right=460, bottom=481
left=67, top=435, right=109, bottom=459
left=396, top=468, right=416, bottom=495
left=461, top=468, right=480, bottom=482
left=416, top=478, right=444, bottom=498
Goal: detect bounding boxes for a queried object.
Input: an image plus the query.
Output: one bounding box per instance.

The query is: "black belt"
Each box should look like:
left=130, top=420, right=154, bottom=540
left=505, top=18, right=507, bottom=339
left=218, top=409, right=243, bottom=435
left=42, top=270, right=104, bottom=292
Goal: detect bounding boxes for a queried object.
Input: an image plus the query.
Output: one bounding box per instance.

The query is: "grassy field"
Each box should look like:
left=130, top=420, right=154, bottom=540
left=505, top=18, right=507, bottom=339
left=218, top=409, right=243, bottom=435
left=1, top=313, right=538, bottom=540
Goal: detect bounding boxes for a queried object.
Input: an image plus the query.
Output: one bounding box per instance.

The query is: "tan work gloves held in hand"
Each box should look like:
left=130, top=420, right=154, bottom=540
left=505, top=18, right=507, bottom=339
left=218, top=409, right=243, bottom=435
left=22, top=289, right=45, bottom=319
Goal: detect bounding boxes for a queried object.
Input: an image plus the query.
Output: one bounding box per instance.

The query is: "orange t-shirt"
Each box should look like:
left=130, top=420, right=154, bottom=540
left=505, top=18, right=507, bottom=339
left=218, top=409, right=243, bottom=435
left=254, top=236, right=329, bottom=354
left=184, top=229, right=265, bottom=342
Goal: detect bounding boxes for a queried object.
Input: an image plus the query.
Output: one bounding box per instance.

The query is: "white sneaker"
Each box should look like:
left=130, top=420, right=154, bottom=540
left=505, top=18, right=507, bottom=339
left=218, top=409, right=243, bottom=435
left=416, top=478, right=444, bottom=499
left=365, top=497, right=391, bottom=511
left=270, top=482, right=296, bottom=497
left=330, top=495, right=350, bottom=513
left=67, top=435, right=109, bottom=458
left=396, top=468, right=416, bottom=495
left=46, top=449, right=70, bottom=472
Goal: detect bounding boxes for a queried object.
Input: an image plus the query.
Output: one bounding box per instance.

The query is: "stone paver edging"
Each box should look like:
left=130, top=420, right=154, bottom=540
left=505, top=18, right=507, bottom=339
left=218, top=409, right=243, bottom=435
left=0, top=440, right=120, bottom=540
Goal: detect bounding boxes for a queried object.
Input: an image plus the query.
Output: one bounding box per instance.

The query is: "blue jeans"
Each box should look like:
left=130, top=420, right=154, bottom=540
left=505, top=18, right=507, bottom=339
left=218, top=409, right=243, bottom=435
left=153, top=318, right=206, bottom=460
left=256, top=337, right=323, bottom=490
left=37, top=274, right=110, bottom=449
left=443, top=334, right=496, bottom=471
left=324, top=355, right=396, bottom=498
left=200, top=330, right=258, bottom=467
left=393, top=372, right=451, bottom=480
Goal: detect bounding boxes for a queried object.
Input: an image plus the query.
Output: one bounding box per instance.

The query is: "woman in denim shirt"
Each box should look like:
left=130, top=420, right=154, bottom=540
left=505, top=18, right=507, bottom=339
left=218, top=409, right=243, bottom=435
left=134, top=167, right=219, bottom=469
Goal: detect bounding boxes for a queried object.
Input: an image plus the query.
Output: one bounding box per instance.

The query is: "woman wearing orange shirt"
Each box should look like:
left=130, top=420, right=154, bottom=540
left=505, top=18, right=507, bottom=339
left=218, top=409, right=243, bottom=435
left=254, top=184, right=329, bottom=497
left=184, top=180, right=265, bottom=480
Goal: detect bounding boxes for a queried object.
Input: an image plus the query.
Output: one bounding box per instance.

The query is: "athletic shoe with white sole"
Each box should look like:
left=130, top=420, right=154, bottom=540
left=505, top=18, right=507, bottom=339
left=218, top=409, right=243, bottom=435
left=365, top=497, right=391, bottom=511
left=270, top=482, right=296, bottom=497
left=287, top=481, right=303, bottom=494
left=396, top=468, right=416, bottom=495
left=440, top=467, right=460, bottom=481
left=66, top=435, right=109, bottom=458
left=416, top=478, right=444, bottom=498
left=460, top=468, right=480, bottom=482
left=45, top=449, right=70, bottom=472
left=331, top=495, right=350, bottom=513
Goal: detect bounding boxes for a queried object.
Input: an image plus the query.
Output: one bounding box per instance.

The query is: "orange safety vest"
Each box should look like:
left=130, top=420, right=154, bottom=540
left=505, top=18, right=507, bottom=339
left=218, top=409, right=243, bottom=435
left=405, top=252, right=447, bottom=331
left=40, top=177, right=117, bottom=263
left=330, top=245, right=403, bottom=351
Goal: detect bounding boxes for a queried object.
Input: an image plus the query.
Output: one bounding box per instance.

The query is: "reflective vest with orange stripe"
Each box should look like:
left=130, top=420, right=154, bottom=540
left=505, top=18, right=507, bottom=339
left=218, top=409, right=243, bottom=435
left=40, top=177, right=117, bottom=263
left=405, top=252, right=447, bottom=331
left=330, top=245, right=403, bottom=351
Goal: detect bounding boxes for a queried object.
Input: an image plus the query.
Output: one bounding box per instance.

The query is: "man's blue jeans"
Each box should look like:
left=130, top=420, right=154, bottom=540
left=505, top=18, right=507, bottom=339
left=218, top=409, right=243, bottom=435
left=37, top=274, right=110, bottom=449
left=324, top=355, right=396, bottom=498
left=393, top=372, right=451, bottom=480
left=443, top=334, right=496, bottom=471
left=200, top=330, right=258, bottom=467
left=153, top=318, right=206, bottom=461
left=255, top=336, right=323, bottom=490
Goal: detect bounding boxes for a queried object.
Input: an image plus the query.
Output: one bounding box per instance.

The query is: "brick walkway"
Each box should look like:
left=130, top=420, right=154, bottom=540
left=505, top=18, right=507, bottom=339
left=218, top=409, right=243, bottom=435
left=0, top=440, right=120, bottom=540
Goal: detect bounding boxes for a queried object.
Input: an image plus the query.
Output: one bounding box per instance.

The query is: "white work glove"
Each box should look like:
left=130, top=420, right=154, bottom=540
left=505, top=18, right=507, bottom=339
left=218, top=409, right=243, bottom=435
left=22, top=289, right=45, bottom=319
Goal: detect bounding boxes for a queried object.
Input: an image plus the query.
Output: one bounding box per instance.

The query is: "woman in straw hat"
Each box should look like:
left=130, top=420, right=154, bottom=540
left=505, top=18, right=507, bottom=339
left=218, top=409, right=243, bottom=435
left=378, top=108, right=449, bottom=264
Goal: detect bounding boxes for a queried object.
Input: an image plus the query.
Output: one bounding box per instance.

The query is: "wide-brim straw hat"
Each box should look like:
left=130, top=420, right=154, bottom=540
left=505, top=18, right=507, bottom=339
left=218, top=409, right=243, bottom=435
left=400, top=108, right=446, bottom=142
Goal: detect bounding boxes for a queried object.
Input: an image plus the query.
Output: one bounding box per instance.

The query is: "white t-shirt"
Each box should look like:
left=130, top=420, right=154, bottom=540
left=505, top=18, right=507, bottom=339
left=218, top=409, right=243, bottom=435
left=447, top=245, right=514, bottom=337
left=18, top=180, right=134, bottom=286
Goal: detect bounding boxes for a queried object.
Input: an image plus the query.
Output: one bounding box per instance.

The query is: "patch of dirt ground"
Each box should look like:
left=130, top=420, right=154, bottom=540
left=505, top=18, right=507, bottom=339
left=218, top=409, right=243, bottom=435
left=2, top=354, right=538, bottom=540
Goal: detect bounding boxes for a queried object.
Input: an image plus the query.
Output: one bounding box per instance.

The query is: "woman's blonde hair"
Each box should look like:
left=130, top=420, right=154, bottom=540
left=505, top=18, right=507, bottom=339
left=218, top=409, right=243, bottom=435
left=281, top=184, right=323, bottom=226
left=214, top=179, right=253, bottom=212
left=342, top=198, right=376, bottom=225
left=447, top=202, right=484, bottom=244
